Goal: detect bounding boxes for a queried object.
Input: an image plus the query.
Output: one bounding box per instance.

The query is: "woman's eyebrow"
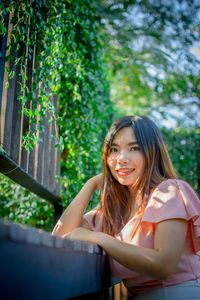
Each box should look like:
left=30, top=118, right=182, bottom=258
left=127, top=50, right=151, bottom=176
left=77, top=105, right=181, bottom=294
left=111, top=141, right=138, bottom=146
left=128, top=141, right=138, bottom=146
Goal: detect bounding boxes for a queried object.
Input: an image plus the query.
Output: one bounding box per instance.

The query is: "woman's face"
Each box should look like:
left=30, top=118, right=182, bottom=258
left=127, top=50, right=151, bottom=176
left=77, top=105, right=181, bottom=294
left=107, top=127, right=145, bottom=190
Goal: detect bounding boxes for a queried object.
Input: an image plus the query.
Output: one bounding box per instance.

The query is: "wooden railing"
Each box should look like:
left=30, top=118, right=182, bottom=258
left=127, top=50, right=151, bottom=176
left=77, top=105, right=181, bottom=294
left=0, top=219, right=119, bottom=300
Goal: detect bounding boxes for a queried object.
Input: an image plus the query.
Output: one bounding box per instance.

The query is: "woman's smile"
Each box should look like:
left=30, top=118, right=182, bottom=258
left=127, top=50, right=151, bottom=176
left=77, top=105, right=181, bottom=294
left=116, top=168, right=136, bottom=177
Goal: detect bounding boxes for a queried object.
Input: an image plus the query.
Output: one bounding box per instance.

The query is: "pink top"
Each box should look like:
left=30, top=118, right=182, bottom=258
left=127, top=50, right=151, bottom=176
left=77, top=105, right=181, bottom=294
left=84, top=179, right=200, bottom=291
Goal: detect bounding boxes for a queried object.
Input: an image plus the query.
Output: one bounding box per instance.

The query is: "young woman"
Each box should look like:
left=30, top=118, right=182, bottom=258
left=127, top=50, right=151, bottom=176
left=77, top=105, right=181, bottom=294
left=52, top=116, right=200, bottom=299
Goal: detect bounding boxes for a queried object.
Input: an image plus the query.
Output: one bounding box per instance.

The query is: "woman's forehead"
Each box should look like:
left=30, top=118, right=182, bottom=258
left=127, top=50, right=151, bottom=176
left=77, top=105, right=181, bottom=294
left=112, top=127, right=137, bottom=144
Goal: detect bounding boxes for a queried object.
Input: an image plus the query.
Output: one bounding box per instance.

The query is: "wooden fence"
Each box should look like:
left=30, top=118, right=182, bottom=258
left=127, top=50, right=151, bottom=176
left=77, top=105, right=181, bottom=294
left=0, top=8, right=61, bottom=210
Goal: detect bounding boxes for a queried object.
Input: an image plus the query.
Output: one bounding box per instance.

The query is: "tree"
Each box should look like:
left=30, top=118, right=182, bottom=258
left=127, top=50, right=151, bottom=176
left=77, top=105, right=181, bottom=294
left=95, top=0, right=200, bottom=125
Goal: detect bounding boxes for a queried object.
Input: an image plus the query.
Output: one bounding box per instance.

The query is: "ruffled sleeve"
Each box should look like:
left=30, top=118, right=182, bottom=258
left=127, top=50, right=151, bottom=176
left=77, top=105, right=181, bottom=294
left=83, top=208, right=103, bottom=232
left=142, top=179, right=200, bottom=254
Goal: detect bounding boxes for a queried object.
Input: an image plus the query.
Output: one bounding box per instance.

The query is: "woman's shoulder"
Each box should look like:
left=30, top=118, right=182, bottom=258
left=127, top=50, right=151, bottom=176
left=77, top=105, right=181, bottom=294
left=153, top=178, right=198, bottom=196
left=142, top=178, right=200, bottom=223
left=146, top=179, right=200, bottom=254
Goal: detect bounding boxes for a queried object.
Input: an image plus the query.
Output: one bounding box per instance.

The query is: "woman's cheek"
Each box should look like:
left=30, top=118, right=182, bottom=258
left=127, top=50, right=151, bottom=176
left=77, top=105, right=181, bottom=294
left=107, top=157, right=115, bottom=169
left=107, top=158, right=116, bottom=177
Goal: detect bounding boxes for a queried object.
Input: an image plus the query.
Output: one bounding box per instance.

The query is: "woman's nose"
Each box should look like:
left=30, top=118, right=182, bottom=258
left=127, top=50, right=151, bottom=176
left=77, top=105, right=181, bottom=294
left=117, top=150, right=129, bottom=163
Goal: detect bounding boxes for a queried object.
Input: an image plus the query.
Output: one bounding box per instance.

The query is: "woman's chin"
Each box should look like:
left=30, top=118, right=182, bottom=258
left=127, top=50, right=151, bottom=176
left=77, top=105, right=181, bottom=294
left=115, top=176, right=139, bottom=189
left=117, top=178, right=135, bottom=187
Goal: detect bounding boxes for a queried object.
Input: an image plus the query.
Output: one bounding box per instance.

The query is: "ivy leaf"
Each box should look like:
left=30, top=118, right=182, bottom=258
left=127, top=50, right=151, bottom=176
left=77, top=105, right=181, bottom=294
left=8, top=70, right=15, bottom=80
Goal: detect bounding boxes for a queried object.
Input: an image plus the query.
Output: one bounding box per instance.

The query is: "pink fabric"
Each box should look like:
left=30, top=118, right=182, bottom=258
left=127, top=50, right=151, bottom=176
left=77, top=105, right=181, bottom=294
left=84, top=179, right=200, bottom=290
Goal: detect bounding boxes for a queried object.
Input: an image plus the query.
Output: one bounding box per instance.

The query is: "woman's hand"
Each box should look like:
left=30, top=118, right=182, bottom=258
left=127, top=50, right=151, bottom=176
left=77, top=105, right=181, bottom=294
left=64, top=227, right=99, bottom=244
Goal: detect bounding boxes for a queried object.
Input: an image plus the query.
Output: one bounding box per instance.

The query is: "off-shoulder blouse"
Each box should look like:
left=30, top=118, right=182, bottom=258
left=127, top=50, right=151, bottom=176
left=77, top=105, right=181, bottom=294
left=84, top=179, right=200, bottom=292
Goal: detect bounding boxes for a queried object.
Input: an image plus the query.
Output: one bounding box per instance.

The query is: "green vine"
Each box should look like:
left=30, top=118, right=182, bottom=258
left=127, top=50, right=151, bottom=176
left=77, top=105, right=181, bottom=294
left=0, top=0, right=114, bottom=223
left=1, top=1, right=62, bottom=151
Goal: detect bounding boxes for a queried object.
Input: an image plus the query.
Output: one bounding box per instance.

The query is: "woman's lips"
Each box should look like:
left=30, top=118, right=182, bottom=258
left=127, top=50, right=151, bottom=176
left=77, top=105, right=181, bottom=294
left=116, top=168, right=135, bottom=176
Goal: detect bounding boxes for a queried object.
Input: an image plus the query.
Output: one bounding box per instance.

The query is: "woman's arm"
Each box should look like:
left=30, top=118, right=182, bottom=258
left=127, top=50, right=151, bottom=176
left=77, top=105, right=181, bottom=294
left=66, top=218, right=188, bottom=280
left=52, top=174, right=102, bottom=236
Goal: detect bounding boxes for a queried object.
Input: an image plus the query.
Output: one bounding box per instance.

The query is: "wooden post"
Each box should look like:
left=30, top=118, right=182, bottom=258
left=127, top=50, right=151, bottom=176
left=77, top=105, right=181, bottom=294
left=0, top=11, right=9, bottom=116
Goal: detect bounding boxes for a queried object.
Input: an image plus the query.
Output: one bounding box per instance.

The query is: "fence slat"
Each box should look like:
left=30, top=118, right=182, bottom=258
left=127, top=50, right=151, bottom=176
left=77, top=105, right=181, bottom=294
left=3, top=44, right=19, bottom=156
left=0, top=12, right=9, bottom=117
left=43, top=113, right=50, bottom=188
left=36, top=113, right=44, bottom=184
left=53, top=94, right=60, bottom=194
left=55, top=145, right=60, bottom=195
left=9, top=42, right=26, bottom=164
left=49, top=116, right=56, bottom=192
left=21, top=38, right=34, bottom=171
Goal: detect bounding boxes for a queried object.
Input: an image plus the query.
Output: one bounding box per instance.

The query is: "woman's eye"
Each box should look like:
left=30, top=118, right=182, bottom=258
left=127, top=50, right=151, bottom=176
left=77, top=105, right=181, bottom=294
left=130, top=146, right=140, bottom=151
left=110, top=148, right=118, bottom=153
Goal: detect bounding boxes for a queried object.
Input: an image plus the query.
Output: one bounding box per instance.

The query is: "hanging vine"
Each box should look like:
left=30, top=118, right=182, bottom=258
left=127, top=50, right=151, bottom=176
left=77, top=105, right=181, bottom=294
left=1, top=1, right=64, bottom=150
left=0, top=0, right=114, bottom=228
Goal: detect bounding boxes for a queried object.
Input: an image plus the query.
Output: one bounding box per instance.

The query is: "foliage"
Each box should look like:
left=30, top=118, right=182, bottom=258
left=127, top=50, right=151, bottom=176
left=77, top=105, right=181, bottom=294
left=55, top=0, right=114, bottom=209
left=0, top=174, right=54, bottom=230
left=0, top=0, right=114, bottom=151
left=95, top=0, right=200, bottom=124
left=162, top=127, right=200, bottom=196
left=1, top=0, right=59, bottom=150
left=0, top=0, right=114, bottom=229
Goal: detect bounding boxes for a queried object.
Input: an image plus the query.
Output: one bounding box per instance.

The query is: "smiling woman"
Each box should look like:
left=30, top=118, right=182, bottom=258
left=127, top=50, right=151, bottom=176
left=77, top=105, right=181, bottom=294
left=94, top=116, right=177, bottom=237
left=52, top=116, right=200, bottom=300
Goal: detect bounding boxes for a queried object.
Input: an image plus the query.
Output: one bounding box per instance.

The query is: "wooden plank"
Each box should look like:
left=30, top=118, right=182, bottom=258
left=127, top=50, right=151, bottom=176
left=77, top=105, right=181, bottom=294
left=9, top=42, right=26, bottom=164
left=34, top=102, right=41, bottom=181
left=20, top=103, right=30, bottom=171
left=28, top=132, right=36, bottom=177
left=0, top=11, right=9, bottom=117
left=55, top=145, right=60, bottom=195
left=0, top=151, right=60, bottom=203
left=49, top=94, right=60, bottom=192
left=0, top=65, right=8, bottom=149
left=36, top=112, right=44, bottom=184
left=3, top=40, right=18, bottom=156
left=48, top=113, right=56, bottom=192
left=43, top=112, right=50, bottom=188
left=35, top=35, right=44, bottom=183
left=53, top=94, right=60, bottom=195
left=31, top=43, right=41, bottom=180
left=28, top=104, right=36, bottom=178
left=26, top=21, right=36, bottom=177
left=1, top=10, right=13, bottom=153
left=20, top=42, right=33, bottom=170
left=0, top=219, right=114, bottom=300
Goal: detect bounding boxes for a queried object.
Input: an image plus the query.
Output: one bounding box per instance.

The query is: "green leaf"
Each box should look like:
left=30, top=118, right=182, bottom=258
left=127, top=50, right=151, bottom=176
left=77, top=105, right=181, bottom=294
left=8, top=70, right=15, bottom=80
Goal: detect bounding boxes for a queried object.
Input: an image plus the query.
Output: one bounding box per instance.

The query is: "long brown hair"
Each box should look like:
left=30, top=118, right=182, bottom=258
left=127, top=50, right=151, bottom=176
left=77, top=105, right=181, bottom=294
left=94, top=116, right=177, bottom=236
